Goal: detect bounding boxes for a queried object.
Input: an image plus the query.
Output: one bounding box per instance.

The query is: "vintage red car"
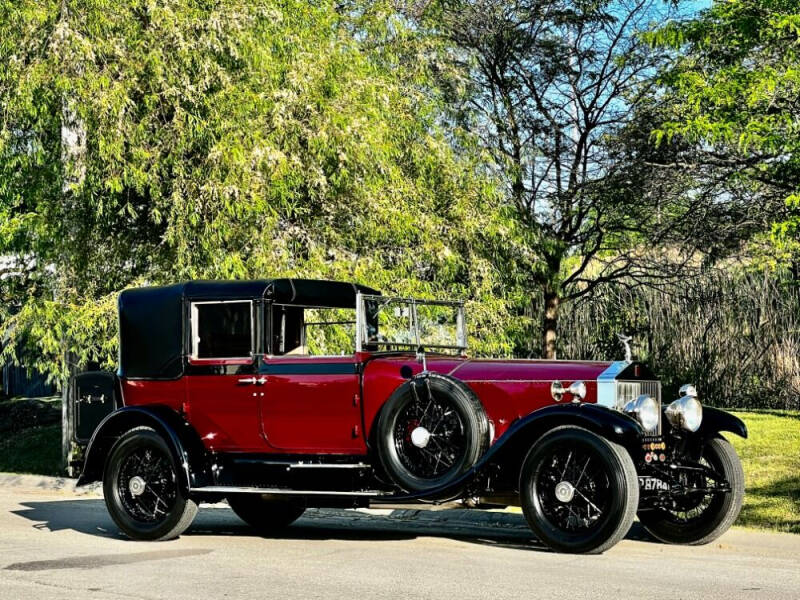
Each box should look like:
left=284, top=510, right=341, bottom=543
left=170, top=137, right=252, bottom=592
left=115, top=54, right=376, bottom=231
left=69, top=279, right=747, bottom=553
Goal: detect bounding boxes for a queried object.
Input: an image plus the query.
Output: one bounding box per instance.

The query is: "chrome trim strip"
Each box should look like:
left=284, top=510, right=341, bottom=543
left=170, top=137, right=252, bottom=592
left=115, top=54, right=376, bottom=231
left=287, top=463, right=369, bottom=469
left=191, top=486, right=385, bottom=496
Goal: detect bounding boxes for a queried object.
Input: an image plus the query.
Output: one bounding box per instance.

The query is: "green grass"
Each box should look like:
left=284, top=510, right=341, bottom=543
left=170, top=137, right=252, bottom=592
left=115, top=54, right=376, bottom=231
left=0, top=424, right=63, bottom=476
left=730, top=411, right=800, bottom=534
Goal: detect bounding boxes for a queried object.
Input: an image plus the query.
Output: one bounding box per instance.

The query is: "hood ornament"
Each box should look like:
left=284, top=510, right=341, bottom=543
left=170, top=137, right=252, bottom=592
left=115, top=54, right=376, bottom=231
left=617, top=333, right=633, bottom=362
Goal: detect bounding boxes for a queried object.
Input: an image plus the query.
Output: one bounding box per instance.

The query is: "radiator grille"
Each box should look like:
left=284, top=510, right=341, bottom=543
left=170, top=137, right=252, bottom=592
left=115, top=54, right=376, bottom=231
left=616, top=380, right=661, bottom=435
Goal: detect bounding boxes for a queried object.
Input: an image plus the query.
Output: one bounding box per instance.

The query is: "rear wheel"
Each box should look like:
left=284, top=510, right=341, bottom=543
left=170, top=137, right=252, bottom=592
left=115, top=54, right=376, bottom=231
left=520, top=426, right=639, bottom=554
left=227, top=495, right=305, bottom=535
left=103, top=427, right=197, bottom=541
left=638, top=437, right=744, bottom=545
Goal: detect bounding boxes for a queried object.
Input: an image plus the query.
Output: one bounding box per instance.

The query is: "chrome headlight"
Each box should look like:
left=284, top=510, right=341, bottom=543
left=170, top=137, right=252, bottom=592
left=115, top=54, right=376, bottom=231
left=666, top=395, right=703, bottom=432
left=623, top=394, right=660, bottom=432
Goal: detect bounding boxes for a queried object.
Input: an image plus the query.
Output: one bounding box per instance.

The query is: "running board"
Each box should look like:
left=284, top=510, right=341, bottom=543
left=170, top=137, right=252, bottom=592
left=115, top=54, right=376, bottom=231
left=228, top=458, right=371, bottom=470
left=191, top=486, right=386, bottom=496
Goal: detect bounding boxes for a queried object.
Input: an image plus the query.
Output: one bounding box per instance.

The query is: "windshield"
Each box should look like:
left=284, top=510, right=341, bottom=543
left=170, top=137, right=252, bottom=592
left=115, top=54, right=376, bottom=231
left=356, top=294, right=466, bottom=354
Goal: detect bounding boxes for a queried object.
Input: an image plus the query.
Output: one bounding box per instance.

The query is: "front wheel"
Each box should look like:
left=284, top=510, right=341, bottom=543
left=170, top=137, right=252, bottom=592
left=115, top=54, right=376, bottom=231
left=519, top=426, right=639, bottom=554
left=103, top=427, right=197, bottom=541
left=638, top=437, right=744, bottom=545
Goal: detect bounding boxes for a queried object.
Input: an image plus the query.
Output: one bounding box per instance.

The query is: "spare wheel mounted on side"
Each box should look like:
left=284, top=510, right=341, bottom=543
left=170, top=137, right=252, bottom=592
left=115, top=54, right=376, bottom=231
left=375, top=372, right=490, bottom=492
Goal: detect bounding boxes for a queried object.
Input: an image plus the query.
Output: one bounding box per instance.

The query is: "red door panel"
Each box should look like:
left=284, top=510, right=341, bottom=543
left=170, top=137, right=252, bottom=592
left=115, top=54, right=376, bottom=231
left=185, top=369, right=268, bottom=452
left=259, top=357, right=365, bottom=454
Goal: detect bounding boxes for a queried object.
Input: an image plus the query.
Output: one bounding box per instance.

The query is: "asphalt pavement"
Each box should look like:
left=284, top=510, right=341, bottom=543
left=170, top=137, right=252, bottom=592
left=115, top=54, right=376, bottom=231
left=1, top=474, right=798, bottom=600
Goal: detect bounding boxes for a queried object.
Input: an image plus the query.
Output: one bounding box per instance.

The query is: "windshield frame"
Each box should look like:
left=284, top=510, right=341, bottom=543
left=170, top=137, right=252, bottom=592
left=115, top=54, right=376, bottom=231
left=355, top=293, right=467, bottom=355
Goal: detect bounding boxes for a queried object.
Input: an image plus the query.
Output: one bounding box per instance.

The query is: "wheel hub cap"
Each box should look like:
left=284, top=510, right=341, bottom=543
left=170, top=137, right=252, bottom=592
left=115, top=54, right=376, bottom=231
left=410, top=426, right=431, bottom=449
left=128, top=475, right=146, bottom=497
left=554, top=481, right=575, bottom=503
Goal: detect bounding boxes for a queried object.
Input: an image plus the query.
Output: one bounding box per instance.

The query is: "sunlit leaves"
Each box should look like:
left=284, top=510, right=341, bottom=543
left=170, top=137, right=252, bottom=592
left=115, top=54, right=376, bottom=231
left=0, top=0, right=521, bottom=378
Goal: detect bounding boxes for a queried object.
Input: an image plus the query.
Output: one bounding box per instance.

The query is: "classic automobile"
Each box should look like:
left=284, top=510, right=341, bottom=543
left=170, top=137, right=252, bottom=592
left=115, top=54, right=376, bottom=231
left=69, top=279, right=747, bottom=553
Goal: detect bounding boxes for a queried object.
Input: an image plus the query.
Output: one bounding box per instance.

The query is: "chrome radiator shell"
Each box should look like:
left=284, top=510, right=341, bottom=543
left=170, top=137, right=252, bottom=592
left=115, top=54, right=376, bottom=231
left=597, top=361, right=662, bottom=436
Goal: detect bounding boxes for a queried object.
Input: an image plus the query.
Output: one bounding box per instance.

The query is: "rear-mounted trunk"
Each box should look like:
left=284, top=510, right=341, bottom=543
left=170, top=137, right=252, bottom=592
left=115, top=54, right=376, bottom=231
left=68, top=371, right=121, bottom=444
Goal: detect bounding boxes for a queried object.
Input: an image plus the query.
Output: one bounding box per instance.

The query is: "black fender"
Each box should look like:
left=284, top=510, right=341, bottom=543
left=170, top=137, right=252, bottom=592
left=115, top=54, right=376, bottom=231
left=76, top=405, right=210, bottom=494
left=697, top=406, right=748, bottom=440
left=477, top=402, right=644, bottom=470
left=385, top=402, right=644, bottom=502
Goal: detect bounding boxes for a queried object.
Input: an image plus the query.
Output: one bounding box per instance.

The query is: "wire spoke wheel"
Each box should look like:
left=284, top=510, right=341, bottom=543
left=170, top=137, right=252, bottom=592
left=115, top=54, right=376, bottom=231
left=393, top=384, right=467, bottom=479
left=534, top=445, right=613, bottom=533
left=377, top=373, right=489, bottom=492
left=638, top=437, right=745, bottom=546
left=117, top=446, right=178, bottom=524
left=520, top=426, right=638, bottom=554
left=104, top=427, right=197, bottom=541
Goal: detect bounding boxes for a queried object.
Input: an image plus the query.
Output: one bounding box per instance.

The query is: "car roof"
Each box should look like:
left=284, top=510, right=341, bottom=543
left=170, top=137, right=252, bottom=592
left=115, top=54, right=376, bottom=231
left=116, top=279, right=380, bottom=379
left=119, top=278, right=381, bottom=307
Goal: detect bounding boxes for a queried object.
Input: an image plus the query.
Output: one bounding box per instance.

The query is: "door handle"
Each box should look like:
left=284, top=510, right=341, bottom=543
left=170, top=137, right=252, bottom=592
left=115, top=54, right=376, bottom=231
left=237, top=377, right=267, bottom=385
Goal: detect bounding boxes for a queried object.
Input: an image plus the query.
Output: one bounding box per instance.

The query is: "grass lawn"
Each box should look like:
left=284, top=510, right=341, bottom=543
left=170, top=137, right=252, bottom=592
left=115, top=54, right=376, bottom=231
left=730, top=410, right=800, bottom=534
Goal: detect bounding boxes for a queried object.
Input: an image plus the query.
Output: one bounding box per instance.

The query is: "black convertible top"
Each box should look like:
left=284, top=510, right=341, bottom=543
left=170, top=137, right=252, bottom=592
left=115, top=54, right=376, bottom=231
left=117, top=279, right=380, bottom=379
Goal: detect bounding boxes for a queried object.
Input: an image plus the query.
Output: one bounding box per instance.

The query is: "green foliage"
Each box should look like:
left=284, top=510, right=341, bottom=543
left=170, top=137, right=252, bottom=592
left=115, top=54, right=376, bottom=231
left=648, top=0, right=800, bottom=270
left=0, top=0, right=523, bottom=379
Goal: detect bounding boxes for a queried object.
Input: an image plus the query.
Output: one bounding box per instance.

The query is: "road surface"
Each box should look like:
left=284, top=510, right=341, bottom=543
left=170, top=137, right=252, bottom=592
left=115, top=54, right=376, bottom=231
left=0, top=478, right=798, bottom=600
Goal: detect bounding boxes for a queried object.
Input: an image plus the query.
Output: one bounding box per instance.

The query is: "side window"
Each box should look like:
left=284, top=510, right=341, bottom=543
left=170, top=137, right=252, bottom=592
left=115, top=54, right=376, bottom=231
left=270, top=305, right=356, bottom=356
left=190, top=301, right=253, bottom=360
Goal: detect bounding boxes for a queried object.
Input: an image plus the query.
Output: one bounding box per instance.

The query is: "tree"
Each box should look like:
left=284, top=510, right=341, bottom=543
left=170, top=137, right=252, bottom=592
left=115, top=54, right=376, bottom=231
left=0, top=0, right=521, bottom=380
left=647, top=0, right=800, bottom=276
left=407, top=0, right=702, bottom=357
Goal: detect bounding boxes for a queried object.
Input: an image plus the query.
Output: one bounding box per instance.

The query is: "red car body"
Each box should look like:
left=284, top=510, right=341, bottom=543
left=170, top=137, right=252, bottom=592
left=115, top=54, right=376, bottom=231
left=122, top=355, right=606, bottom=455
left=69, top=279, right=748, bottom=553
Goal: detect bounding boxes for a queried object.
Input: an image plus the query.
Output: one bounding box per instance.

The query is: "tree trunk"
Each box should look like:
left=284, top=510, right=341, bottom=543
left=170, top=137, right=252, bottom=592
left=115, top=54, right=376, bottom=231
left=542, top=288, right=560, bottom=359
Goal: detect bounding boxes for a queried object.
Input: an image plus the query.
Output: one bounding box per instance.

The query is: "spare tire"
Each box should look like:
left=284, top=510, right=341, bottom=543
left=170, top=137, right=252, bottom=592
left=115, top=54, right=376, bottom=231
left=376, top=372, right=489, bottom=492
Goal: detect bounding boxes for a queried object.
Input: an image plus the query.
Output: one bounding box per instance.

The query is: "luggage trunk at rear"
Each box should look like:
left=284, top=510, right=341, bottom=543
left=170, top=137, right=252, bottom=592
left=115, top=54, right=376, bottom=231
left=70, top=371, right=120, bottom=442
left=65, top=371, right=121, bottom=475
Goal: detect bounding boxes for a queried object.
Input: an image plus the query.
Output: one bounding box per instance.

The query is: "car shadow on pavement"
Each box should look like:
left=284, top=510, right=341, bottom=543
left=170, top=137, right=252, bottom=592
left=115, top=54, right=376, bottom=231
left=11, top=500, right=653, bottom=553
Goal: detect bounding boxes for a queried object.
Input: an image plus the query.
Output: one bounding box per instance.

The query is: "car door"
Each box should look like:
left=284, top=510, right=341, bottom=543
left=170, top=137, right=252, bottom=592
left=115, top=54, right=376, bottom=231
left=258, top=303, right=366, bottom=454
left=184, top=299, right=269, bottom=452
left=258, top=356, right=365, bottom=454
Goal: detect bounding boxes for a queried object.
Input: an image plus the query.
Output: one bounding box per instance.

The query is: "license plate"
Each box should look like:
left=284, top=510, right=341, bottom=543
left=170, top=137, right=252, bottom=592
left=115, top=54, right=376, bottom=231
left=638, top=476, right=669, bottom=492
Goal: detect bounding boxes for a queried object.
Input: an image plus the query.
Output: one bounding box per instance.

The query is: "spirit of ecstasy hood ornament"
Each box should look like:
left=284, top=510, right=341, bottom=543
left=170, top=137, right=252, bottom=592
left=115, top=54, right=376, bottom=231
left=617, top=333, right=633, bottom=362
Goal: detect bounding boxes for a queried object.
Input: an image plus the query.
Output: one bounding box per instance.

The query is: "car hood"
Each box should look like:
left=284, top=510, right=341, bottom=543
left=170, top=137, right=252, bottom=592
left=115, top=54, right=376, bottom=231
left=365, top=354, right=614, bottom=383
left=444, top=357, right=614, bottom=382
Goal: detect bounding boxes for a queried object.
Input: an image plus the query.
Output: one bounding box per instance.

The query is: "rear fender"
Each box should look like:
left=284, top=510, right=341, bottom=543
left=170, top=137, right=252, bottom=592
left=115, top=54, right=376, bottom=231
left=76, top=405, right=209, bottom=494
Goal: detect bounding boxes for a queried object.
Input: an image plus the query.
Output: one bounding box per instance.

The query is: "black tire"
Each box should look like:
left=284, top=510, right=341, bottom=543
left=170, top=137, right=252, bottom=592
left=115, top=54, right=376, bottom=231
left=638, top=436, right=744, bottom=545
left=103, top=426, right=197, bottom=541
left=227, top=495, right=305, bottom=535
left=519, top=426, right=639, bottom=554
left=376, top=373, right=489, bottom=492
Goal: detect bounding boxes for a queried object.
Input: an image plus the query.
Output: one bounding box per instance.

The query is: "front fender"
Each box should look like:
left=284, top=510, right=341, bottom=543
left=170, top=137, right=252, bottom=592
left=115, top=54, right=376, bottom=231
left=697, top=406, right=748, bottom=440
left=76, top=405, right=209, bottom=494
left=483, top=402, right=644, bottom=467
left=387, top=402, right=644, bottom=502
